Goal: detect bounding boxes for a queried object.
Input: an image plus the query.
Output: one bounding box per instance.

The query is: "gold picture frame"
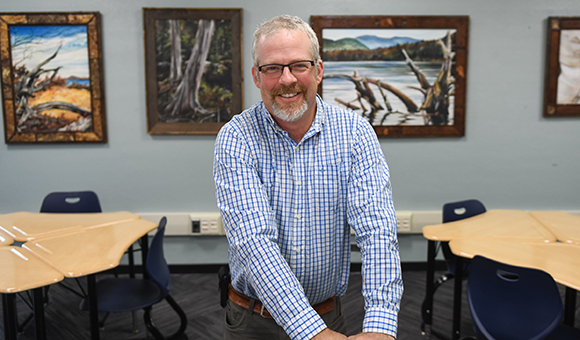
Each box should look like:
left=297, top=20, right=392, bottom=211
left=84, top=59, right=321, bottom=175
left=0, top=12, right=107, bottom=144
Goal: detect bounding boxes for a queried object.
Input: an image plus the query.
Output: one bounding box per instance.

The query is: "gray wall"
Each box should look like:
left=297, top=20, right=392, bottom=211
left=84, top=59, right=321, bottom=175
left=1, top=1, right=579, bottom=263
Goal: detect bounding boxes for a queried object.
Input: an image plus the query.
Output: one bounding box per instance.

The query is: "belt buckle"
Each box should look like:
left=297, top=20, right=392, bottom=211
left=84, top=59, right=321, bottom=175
left=260, top=304, right=267, bottom=318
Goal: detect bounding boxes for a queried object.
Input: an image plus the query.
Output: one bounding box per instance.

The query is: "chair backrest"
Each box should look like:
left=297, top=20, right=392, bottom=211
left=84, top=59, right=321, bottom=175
left=441, top=199, right=486, bottom=264
left=40, top=191, right=102, bottom=213
left=146, top=217, right=171, bottom=297
left=467, top=255, right=563, bottom=340
left=442, top=199, right=486, bottom=223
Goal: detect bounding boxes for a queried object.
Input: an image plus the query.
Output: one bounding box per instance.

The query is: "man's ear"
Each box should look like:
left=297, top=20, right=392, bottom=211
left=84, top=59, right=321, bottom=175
left=252, top=66, right=261, bottom=88
left=316, top=60, right=324, bottom=85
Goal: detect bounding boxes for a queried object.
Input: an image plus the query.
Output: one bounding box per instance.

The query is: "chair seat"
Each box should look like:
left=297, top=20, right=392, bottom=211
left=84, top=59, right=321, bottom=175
left=79, top=278, right=163, bottom=312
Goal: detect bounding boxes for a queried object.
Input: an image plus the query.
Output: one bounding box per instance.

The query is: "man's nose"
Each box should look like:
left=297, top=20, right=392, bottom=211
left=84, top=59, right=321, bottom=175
left=279, top=66, right=297, bottom=83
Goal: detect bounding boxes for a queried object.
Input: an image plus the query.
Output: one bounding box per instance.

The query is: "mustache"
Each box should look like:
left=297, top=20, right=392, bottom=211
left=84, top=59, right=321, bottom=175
left=271, top=84, right=306, bottom=96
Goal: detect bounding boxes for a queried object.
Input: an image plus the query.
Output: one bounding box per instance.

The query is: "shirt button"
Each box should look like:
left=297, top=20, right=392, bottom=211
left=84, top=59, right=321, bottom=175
left=295, top=214, right=301, bottom=219
left=296, top=247, right=301, bottom=253
left=296, top=180, right=302, bottom=185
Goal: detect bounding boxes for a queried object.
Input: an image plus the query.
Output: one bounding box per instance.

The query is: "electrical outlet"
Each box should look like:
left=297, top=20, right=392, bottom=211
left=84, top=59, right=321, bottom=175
left=396, top=211, right=413, bottom=233
left=189, top=213, right=224, bottom=236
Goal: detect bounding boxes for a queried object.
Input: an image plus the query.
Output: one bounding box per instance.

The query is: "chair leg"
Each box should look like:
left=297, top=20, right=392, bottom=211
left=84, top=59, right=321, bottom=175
left=98, top=312, right=110, bottom=330
left=143, top=294, right=187, bottom=340
left=143, top=307, right=166, bottom=340
left=165, top=294, right=187, bottom=340
left=421, top=272, right=455, bottom=334
left=132, top=310, right=139, bottom=333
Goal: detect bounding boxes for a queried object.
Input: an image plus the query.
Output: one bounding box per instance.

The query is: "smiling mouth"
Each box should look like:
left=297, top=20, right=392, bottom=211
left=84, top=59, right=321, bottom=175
left=280, top=93, right=299, bottom=98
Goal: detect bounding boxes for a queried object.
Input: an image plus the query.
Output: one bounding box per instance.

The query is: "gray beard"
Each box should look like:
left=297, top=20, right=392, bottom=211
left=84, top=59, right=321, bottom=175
left=270, top=98, right=308, bottom=123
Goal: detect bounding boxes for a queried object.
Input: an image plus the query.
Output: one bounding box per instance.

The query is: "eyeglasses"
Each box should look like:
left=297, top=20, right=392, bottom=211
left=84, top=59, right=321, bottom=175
left=257, top=60, right=315, bottom=79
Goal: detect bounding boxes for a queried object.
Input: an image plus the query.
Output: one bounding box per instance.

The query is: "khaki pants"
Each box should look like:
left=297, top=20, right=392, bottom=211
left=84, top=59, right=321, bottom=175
left=223, top=297, right=346, bottom=340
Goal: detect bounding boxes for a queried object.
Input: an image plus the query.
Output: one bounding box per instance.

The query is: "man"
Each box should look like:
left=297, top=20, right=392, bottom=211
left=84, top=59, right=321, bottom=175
left=213, top=14, right=402, bottom=340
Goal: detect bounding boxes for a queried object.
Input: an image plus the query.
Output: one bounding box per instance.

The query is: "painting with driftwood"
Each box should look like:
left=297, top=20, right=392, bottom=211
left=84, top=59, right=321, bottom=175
left=311, top=16, right=469, bottom=137
left=143, top=8, right=243, bottom=134
left=0, top=12, right=106, bottom=143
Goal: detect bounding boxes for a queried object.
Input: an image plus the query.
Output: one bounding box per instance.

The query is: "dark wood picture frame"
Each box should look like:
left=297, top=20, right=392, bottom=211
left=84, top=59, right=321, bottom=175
left=543, top=17, right=580, bottom=117
left=143, top=8, right=243, bottom=135
left=0, top=12, right=106, bottom=143
left=310, top=15, right=469, bottom=138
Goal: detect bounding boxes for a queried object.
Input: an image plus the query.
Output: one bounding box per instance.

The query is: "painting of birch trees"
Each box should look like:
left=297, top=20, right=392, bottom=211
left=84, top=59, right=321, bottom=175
left=144, top=9, right=243, bottom=134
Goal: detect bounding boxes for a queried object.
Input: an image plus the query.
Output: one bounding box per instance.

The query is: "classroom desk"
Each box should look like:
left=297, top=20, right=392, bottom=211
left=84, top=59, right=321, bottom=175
left=0, top=211, right=140, bottom=242
left=0, top=213, right=157, bottom=340
left=422, top=210, right=557, bottom=340
left=0, top=231, right=13, bottom=246
left=1, top=246, right=64, bottom=340
left=450, top=239, right=580, bottom=327
left=24, top=218, right=157, bottom=340
left=530, top=210, right=580, bottom=245
left=422, top=209, right=556, bottom=243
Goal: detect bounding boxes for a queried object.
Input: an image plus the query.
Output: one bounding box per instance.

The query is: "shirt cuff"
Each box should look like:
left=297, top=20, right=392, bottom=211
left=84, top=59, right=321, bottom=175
left=284, top=307, right=327, bottom=340
left=361, top=307, right=398, bottom=338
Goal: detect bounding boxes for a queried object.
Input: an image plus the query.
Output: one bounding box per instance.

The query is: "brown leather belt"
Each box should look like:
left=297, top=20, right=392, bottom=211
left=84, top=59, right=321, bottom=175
left=228, top=285, right=336, bottom=319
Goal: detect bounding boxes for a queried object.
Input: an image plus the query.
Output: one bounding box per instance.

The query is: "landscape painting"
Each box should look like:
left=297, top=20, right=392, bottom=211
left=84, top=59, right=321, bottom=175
left=0, top=12, right=106, bottom=143
left=143, top=8, right=243, bottom=134
left=311, top=16, right=469, bottom=137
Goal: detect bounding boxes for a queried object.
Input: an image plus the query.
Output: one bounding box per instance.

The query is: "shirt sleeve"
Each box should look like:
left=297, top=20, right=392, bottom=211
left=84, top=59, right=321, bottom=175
left=213, top=123, right=327, bottom=340
left=347, top=119, right=403, bottom=338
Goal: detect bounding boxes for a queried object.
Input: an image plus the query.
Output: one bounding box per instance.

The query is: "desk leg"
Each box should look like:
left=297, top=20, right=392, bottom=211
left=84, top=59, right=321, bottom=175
left=422, top=240, right=436, bottom=333
left=2, top=294, right=17, bottom=340
left=452, top=256, right=463, bottom=340
left=564, top=287, right=577, bottom=326
left=87, top=274, right=100, bottom=340
left=33, top=288, right=46, bottom=340
left=140, top=234, right=150, bottom=279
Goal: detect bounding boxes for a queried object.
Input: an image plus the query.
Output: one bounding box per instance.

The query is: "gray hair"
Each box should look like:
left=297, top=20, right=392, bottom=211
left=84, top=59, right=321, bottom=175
left=252, top=14, right=321, bottom=67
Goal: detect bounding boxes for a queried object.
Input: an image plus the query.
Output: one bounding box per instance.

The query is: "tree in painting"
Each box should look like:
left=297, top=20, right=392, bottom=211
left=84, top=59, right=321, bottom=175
left=323, top=30, right=456, bottom=126
left=10, top=25, right=93, bottom=133
left=155, top=18, right=234, bottom=123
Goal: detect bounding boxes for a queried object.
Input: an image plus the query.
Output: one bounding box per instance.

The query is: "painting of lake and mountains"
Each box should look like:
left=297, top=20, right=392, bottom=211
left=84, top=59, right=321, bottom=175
left=322, top=28, right=457, bottom=127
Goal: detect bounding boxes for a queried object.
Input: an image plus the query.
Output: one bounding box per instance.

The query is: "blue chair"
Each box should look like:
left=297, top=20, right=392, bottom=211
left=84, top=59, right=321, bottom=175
left=40, top=190, right=139, bottom=274
left=40, top=191, right=102, bottom=213
left=79, top=217, right=188, bottom=339
left=16, top=191, right=104, bottom=333
left=421, top=199, right=486, bottom=335
left=465, top=255, right=580, bottom=340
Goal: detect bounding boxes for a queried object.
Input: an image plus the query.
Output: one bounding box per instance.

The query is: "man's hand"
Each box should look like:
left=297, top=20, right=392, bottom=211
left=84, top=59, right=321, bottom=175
left=311, top=328, right=348, bottom=339
left=348, top=332, right=395, bottom=340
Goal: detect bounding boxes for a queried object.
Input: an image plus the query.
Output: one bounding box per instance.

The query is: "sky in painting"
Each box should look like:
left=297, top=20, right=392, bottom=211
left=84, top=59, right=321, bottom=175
left=322, top=28, right=454, bottom=42
left=10, top=25, right=89, bottom=78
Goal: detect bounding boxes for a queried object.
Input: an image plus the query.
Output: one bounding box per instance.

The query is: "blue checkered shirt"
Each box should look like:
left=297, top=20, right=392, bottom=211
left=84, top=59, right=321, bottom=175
left=213, top=95, right=403, bottom=340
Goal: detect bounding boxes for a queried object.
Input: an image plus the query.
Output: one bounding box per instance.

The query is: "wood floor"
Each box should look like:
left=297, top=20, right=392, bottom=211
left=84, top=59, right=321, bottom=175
left=1, top=267, right=578, bottom=339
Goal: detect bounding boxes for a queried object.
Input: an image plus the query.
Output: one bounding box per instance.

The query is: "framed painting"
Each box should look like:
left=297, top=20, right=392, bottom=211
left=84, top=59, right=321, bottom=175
left=0, top=12, right=106, bottom=144
left=143, top=8, right=243, bottom=135
left=543, top=17, right=580, bottom=117
left=310, top=15, right=469, bottom=138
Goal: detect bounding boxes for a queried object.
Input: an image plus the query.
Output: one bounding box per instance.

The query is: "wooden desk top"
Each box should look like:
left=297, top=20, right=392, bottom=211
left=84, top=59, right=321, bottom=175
left=529, top=210, right=580, bottom=245
left=422, top=210, right=556, bottom=243
left=0, top=211, right=140, bottom=242
left=449, top=239, right=580, bottom=291
left=0, top=230, right=14, bottom=246
left=0, top=246, right=64, bottom=293
left=23, top=219, right=158, bottom=277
